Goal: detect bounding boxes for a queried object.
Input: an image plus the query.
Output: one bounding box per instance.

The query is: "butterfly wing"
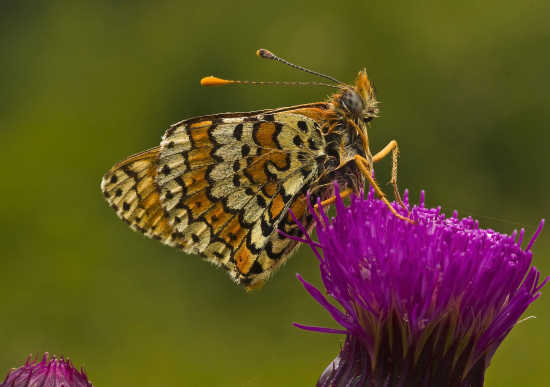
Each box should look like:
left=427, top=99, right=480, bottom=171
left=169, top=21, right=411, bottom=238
left=103, top=106, right=330, bottom=289
left=101, top=147, right=180, bottom=242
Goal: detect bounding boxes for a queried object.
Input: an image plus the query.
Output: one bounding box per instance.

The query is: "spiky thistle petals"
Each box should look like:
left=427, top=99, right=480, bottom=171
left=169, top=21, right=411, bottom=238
left=292, top=184, right=548, bottom=387
left=0, top=353, right=93, bottom=387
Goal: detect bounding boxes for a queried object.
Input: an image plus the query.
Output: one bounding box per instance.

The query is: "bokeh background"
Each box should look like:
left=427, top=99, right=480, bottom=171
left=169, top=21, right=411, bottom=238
left=1, top=1, right=549, bottom=386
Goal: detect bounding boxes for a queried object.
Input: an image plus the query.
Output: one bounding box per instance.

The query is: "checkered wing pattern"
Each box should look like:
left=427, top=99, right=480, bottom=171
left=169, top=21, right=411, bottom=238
left=101, top=147, right=176, bottom=242
left=103, top=111, right=326, bottom=289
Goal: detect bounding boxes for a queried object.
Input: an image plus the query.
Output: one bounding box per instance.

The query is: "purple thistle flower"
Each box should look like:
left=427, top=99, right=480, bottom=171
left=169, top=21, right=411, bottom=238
left=0, top=353, right=93, bottom=387
left=284, top=184, right=548, bottom=387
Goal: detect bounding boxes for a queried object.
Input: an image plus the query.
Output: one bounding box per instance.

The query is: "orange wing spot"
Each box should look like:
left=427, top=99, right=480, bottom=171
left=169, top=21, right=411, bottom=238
left=287, top=194, right=307, bottom=221
left=270, top=193, right=285, bottom=220
left=141, top=192, right=173, bottom=236
left=137, top=176, right=156, bottom=198
left=244, top=159, right=268, bottom=185
left=245, top=151, right=289, bottom=183
left=186, top=148, right=214, bottom=167
left=286, top=107, right=334, bottom=123
left=219, top=217, right=248, bottom=248
left=184, top=191, right=214, bottom=218
left=253, top=122, right=278, bottom=148
left=234, top=244, right=253, bottom=274
left=190, top=120, right=211, bottom=129
left=190, top=129, right=212, bottom=148
left=154, top=216, right=173, bottom=239
left=141, top=189, right=162, bottom=210
left=204, top=203, right=232, bottom=232
left=184, top=168, right=209, bottom=195
left=266, top=151, right=289, bottom=169
left=264, top=183, right=278, bottom=197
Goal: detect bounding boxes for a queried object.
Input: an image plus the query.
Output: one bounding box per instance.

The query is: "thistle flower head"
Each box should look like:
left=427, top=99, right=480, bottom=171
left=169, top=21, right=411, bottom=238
left=0, top=353, right=93, bottom=387
left=286, top=184, right=548, bottom=387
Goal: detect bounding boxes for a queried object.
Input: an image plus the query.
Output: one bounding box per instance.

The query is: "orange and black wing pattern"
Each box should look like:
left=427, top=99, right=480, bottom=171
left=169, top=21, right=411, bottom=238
left=102, top=106, right=331, bottom=289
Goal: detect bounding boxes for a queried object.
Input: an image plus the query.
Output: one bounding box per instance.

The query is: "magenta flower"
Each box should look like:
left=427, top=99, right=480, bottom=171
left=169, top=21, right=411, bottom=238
left=0, top=354, right=93, bottom=387
left=285, top=184, right=548, bottom=387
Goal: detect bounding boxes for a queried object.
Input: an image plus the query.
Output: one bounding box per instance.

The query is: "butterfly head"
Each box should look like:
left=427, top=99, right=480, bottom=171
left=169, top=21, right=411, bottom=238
left=335, top=70, right=379, bottom=122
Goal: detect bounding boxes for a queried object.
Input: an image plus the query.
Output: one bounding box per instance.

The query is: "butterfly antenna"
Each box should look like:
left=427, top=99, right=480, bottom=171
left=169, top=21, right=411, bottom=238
left=201, top=76, right=339, bottom=88
left=201, top=49, right=343, bottom=89
left=256, top=49, right=343, bottom=85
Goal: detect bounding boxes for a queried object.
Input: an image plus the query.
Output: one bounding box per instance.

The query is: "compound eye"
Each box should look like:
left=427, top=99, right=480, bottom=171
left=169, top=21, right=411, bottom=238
left=342, top=90, right=364, bottom=115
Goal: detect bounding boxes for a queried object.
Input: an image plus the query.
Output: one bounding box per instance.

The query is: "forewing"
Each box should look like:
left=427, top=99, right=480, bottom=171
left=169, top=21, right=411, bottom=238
left=101, top=147, right=176, bottom=243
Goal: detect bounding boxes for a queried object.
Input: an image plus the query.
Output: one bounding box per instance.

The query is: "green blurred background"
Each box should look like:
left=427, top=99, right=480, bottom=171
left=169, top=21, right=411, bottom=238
left=1, top=0, right=549, bottom=386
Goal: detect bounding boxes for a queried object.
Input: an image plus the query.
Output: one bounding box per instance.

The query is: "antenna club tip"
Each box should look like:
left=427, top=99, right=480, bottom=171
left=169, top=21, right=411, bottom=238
left=200, top=76, right=233, bottom=86
left=256, top=49, right=274, bottom=59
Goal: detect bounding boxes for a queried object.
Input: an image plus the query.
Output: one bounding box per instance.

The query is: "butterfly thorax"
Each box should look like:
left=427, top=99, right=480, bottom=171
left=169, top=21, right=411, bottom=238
left=314, top=69, right=379, bottom=198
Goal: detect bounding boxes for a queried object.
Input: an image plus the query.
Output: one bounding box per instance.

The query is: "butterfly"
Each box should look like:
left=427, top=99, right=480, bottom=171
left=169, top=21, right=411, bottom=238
left=101, top=49, right=414, bottom=290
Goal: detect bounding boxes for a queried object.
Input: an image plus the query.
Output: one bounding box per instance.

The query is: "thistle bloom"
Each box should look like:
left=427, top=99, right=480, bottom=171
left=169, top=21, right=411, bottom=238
left=286, top=184, right=547, bottom=387
left=0, top=353, right=93, bottom=387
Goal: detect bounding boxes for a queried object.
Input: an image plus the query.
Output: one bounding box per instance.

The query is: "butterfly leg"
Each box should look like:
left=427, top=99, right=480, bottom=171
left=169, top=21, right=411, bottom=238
left=314, top=187, right=354, bottom=210
left=354, top=155, right=415, bottom=224
left=372, top=141, right=407, bottom=211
